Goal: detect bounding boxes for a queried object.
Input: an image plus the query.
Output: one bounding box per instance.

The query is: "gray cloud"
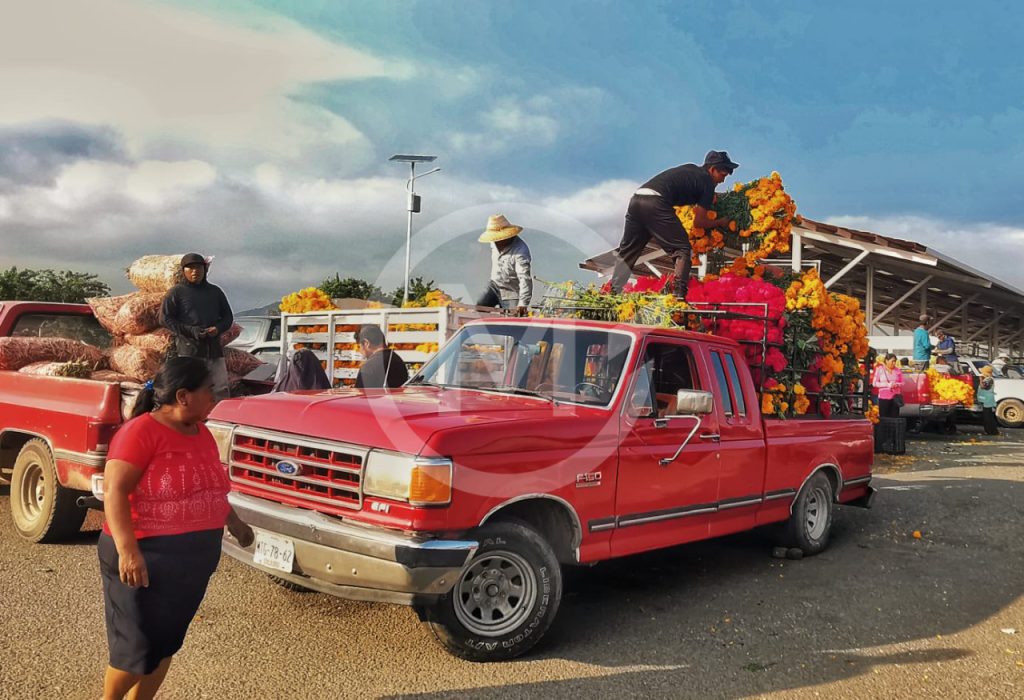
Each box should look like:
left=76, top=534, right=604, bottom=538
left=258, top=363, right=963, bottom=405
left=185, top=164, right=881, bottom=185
left=0, top=121, right=125, bottom=189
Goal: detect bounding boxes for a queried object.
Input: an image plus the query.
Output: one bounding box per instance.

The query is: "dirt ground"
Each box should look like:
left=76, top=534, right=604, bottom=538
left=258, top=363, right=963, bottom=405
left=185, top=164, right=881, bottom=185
left=1, top=423, right=1021, bottom=699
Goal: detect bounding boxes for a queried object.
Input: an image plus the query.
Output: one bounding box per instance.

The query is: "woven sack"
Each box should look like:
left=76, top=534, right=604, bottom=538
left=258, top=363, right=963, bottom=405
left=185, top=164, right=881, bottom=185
left=124, top=328, right=174, bottom=354
left=18, top=361, right=93, bottom=378
left=224, top=347, right=264, bottom=376
left=220, top=323, right=242, bottom=346
left=107, top=345, right=163, bottom=381
left=127, top=255, right=185, bottom=293
left=0, top=337, right=105, bottom=371
left=90, top=369, right=138, bottom=383
left=86, top=294, right=135, bottom=334
left=113, top=292, right=164, bottom=336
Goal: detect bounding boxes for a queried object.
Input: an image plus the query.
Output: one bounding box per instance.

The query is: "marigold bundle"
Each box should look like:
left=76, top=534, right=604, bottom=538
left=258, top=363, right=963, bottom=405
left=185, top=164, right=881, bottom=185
left=126, top=255, right=186, bottom=293
left=87, top=293, right=135, bottom=333
left=926, top=369, right=975, bottom=407
left=676, top=172, right=797, bottom=271
left=107, top=345, right=163, bottom=381
left=0, top=337, right=106, bottom=371
left=114, top=292, right=164, bottom=336
left=18, top=360, right=93, bottom=378
left=124, top=329, right=174, bottom=354
left=280, top=287, right=337, bottom=314
left=224, top=347, right=264, bottom=376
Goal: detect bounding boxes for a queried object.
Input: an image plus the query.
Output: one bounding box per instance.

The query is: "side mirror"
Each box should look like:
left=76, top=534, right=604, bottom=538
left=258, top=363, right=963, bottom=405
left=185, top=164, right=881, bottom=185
left=673, top=389, right=714, bottom=415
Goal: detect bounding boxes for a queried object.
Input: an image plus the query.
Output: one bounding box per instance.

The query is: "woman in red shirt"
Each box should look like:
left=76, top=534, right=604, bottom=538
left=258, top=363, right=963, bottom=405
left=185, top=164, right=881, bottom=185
left=99, top=356, right=252, bottom=700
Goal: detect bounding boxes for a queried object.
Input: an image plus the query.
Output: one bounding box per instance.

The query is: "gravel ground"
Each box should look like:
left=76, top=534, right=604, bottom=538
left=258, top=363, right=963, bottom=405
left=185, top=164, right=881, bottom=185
left=1, top=424, right=1021, bottom=699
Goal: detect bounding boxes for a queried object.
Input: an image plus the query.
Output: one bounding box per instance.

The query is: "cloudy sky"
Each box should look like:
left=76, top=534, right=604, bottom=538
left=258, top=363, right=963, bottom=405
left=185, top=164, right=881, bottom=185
left=2, top=0, right=1023, bottom=310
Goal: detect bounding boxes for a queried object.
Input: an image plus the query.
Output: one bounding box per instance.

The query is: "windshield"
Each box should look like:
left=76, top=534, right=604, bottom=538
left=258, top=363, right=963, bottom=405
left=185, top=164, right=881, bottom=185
left=410, top=323, right=633, bottom=406
left=231, top=319, right=265, bottom=346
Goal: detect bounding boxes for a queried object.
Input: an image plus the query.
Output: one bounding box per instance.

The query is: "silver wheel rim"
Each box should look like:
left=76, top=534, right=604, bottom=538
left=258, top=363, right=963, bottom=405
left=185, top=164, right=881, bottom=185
left=18, top=461, right=45, bottom=522
left=1000, top=403, right=1023, bottom=423
left=453, top=549, right=537, bottom=637
left=804, top=486, right=829, bottom=540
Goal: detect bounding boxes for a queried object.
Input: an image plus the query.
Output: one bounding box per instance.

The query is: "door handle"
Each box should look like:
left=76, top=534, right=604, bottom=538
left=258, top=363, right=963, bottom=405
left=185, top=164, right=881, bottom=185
left=699, top=433, right=720, bottom=442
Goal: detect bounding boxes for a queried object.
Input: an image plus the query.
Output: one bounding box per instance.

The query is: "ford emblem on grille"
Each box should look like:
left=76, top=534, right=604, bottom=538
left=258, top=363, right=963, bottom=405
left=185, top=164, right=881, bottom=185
left=275, top=460, right=302, bottom=476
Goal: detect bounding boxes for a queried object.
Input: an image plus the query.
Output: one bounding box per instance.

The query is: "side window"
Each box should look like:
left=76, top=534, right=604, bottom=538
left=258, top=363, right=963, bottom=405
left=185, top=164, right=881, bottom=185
left=723, top=353, right=747, bottom=416
left=269, top=319, right=282, bottom=342
left=632, top=342, right=700, bottom=418
left=710, top=351, right=734, bottom=416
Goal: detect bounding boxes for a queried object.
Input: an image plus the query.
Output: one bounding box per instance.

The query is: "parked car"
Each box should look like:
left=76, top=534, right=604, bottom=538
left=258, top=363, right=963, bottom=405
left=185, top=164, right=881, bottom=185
left=0, top=301, right=131, bottom=542
left=957, top=357, right=1024, bottom=428
left=208, top=317, right=875, bottom=661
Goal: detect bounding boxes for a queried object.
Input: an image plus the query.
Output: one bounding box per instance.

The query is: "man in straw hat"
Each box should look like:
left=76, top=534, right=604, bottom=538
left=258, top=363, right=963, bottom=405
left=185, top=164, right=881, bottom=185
left=610, top=150, right=739, bottom=299
left=476, top=214, right=532, bottom=317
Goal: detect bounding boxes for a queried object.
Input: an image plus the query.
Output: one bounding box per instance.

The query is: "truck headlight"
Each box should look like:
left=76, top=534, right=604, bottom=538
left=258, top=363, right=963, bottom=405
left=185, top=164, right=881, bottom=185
left=364, top=452, right=452, bottom=506
left=206, top=421, right=235, bottom=464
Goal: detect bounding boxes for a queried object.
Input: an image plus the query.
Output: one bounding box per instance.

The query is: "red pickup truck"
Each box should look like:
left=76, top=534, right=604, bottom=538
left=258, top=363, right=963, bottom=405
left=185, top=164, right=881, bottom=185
left=0, top=301, right=126, bottom=542
left=210, top=317, right=875, bottom=661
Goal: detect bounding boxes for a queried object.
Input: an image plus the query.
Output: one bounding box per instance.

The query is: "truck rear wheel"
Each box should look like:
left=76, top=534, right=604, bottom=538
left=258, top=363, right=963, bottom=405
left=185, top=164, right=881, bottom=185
left=420, top=522, right=562, bottom=662
left=996, top=399, right=1024, bottom=429
left=784, top=471, right=834, bottom=555
left=10, top=439, right=86, bottom=543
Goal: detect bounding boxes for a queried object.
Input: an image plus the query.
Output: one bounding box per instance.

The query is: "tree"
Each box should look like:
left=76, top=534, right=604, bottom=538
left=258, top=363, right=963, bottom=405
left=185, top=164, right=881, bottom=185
left=0, top=267, right=110, bottom=303
left=390, top=277, right=439, bottom=307
left=318, top=274, right=385, bottom=302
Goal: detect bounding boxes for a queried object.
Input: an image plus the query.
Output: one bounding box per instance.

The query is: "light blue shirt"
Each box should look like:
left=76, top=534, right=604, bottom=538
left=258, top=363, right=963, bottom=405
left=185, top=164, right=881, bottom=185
left=912, top=326, right=932, bottom=361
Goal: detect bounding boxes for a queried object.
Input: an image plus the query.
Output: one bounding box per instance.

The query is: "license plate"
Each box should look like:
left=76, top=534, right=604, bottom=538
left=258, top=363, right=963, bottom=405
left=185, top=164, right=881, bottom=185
left=252, top=532, right=295, bottom=573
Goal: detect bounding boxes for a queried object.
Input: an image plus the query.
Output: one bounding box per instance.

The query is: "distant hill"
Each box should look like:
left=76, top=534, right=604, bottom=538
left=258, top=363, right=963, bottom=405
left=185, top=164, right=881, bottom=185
left=235, top=302, right=280, bottom=317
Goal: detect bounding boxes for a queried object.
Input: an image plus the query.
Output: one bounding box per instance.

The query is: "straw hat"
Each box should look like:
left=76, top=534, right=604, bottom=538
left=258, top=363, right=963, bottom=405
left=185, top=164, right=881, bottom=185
left=478, top=214, right=523, bottom=243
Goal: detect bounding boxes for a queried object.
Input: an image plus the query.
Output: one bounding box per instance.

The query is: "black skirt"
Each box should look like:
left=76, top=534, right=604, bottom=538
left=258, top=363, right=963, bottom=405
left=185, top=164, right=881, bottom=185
left=98, top=529, right=222, bottom=674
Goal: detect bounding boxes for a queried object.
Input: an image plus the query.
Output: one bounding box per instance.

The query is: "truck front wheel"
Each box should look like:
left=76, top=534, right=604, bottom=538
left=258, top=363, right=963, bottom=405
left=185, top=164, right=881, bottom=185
left=10, top=439, right=86, bottom=543
left=784, top=471, right=834, bottom=555
left=420, top=522, right=562, bottom=662
left=996, top=399, right=1024, bottom=429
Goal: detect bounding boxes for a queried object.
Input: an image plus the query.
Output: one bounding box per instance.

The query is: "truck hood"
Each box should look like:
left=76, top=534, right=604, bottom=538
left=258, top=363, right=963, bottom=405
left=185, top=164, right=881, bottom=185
left=209, top=386, right=608, bottom=455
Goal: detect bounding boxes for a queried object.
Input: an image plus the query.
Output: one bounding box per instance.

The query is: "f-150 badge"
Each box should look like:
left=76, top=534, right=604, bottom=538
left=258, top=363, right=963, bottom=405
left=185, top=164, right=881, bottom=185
left=576, top=471, right=602, bottom=488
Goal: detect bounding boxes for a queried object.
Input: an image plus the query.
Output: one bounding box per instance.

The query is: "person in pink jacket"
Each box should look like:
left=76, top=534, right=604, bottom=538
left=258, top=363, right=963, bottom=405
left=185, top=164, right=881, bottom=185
left=872, top=353, right=904, bottom=418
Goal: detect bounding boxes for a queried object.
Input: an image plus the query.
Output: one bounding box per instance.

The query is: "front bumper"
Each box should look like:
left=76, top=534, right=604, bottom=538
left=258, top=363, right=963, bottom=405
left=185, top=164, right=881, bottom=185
left=223, top=492, right=477, bottom=606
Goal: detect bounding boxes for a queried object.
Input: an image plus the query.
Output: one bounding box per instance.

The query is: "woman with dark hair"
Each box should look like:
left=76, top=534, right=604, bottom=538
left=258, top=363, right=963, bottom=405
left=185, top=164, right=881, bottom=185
left=273, top=348, right=331, bottom=392
left=98, top=356, right=252, bottom=700
left=872, top=352, right=904, bottom=419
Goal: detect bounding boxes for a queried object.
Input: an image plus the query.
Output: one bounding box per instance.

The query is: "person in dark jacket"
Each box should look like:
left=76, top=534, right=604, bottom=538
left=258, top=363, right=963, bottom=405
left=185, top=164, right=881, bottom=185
left=354, top=325, right=408, bottom=389
left=610, top=150, right=739, bottom=299
left=273, top=349, right=331, bottom=392
left=159, top=253, right=234, bottom=401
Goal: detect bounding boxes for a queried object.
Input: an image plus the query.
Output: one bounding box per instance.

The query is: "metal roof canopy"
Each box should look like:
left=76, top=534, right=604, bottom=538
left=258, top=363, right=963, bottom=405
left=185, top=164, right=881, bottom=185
left=579, top=216, right=1024, bottom=359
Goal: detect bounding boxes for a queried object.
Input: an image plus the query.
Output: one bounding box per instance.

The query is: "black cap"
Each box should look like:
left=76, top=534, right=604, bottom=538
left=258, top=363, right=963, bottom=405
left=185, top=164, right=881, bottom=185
left=181, top=252, right=206, bottom=268
left=703, top=150, right=739, bottom=173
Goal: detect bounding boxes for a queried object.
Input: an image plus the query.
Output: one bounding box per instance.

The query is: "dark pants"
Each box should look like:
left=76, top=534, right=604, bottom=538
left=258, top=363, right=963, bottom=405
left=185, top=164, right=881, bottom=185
left=476, top=281, right=518, bottom=310
left=878, top=397, right=901, bottom=419
left=982, top=407, right=999, bottom=435
left=610, top=195, right=692, bottom=297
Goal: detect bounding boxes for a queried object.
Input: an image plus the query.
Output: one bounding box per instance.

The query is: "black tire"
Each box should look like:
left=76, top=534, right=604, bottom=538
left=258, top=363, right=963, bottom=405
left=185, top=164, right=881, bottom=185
left=10, top=439, right=86, bottom=543
left=783, top=471, right=834, bottom=555
left=996, top=399, right=1024, bottom=429
left=421, top=522, right=562, bottom=662
left=267, top=574, right=313, bottom=593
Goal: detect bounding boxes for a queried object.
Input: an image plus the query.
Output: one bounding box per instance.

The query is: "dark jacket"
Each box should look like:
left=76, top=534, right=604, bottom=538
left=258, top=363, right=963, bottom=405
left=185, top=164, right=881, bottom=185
left=355, top=348, right=409, bottom=389
left=273, top=349, right=331, bottom=392
left=160, top=278, right=233, bottom=359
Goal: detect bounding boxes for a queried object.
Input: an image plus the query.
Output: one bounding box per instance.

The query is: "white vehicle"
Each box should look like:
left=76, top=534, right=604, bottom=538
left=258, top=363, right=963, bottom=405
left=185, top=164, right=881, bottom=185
left=957, top=357, right=1024, bottom=428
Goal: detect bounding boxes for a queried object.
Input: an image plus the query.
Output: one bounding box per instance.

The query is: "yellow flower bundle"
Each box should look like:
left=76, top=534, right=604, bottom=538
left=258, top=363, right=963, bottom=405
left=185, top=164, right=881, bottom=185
left=926, top=369, right=975, bottom=407
left=280, top=287, right=338, bottom=314
left=865, top=402, right=880, bottom=424
left=675, top=172, right=798, bottom=271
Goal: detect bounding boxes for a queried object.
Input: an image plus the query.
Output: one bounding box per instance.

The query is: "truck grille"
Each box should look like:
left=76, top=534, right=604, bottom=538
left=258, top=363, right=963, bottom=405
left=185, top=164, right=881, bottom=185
left=228, top=427, right=367, bottom=512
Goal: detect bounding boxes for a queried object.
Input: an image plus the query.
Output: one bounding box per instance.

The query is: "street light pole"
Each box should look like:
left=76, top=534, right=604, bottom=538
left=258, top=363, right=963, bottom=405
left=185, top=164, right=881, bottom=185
left=390, top=154, right=439, bottom=305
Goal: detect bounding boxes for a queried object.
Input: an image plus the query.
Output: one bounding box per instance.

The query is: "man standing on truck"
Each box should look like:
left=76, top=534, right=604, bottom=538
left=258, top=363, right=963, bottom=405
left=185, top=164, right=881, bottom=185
left=476, top=214, right=532, bottom=317
left=609, top=150, right=739, bottom=300
left=159, top=253, right=234, bottom=401
left=935, top=329, right=958, bottom=369
left=912, top=314, right=933, bottom=371
left=355, top=324, right=409, bottom=389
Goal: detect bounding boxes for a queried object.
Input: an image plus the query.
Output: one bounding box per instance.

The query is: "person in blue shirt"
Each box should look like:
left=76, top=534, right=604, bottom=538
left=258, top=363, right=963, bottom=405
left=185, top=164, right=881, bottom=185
left=912, top=314, right=933, bottom=370
left=935, top=330, right=958, bottom=368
